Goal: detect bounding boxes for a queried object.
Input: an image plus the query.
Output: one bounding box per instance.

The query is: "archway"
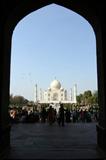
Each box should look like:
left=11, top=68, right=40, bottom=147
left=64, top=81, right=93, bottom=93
left=0, top=0, right=106, bottom=158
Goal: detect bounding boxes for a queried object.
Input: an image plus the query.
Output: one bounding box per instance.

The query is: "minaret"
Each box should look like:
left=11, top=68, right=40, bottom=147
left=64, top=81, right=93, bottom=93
left=70, top=88, right=73, bottom=101
left=34, top=84, right=38, bottom=103
left=73, top=84, right=77, bottom=103
left=40, top=88, right=42, bottom=102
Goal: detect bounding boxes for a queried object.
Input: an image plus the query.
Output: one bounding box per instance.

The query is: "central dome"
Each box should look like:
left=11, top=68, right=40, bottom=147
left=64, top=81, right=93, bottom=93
left=50, top=79, right=61, bottom=90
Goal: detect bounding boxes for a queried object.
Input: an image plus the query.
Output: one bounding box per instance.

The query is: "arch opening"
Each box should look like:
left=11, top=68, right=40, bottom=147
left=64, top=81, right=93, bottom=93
left=8, top=4, right=96, bottom=159
left=1, top=1, right=105, bottom=158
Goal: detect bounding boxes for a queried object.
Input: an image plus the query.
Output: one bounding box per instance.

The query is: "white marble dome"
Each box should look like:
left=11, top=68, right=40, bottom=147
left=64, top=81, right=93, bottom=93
left=50, top=79, right=61, bottom=90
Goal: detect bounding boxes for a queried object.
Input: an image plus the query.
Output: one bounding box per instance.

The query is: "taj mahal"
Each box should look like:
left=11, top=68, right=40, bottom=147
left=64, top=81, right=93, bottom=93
left=34, top=79, right=77, bottom=104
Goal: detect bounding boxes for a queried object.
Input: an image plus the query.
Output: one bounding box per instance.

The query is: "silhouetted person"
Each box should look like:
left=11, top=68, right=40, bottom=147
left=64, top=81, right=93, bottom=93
left=40, top=107, right=47, bottom=123
left=47, top=105, right=55, bottom=125
left=58, top=103, right=65, bottom=126
left=65, top=108, right=71, bottom=123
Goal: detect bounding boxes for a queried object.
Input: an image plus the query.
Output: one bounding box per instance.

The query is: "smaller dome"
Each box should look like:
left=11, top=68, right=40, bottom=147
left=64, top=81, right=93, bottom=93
left=50, top=79, right=61, bottom=90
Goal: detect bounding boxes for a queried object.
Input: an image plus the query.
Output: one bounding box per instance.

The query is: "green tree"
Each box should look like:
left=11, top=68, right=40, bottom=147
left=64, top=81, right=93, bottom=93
left=9, top=95, right=29, bottom=107
left=76, top=94, right=83, bottom=105
left=83, top=90, right=92, bottom=105
left=76, top=90, right=98, bottom=106
left=92, top=90, right=98, bottom=104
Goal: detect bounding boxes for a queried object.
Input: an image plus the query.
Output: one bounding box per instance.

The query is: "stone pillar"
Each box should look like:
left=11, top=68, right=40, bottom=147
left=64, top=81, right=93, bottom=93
left=96, top=17, right=106, bottom=150
left=0, top=23, right=12, bottom=156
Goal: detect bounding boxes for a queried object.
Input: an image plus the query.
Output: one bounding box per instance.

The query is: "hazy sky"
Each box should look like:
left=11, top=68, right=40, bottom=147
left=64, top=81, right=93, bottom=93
left=10, top=4, right=97, bottom=101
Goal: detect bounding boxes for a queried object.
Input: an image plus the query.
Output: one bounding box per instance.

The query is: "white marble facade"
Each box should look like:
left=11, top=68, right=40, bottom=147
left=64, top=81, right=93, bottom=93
left=34, top=79, right=77, bottom=104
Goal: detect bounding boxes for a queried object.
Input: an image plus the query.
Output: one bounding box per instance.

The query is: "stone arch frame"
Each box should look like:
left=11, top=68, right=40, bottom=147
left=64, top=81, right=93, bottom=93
left=0, top=0, right=106, bottom=156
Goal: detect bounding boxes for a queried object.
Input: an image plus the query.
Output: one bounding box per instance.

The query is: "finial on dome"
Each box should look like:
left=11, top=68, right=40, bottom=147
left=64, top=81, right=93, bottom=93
left=54, top=76, right=56, bottom=80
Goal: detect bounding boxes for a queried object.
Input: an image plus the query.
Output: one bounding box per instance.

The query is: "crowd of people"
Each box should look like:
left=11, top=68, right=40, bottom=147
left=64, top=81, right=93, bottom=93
left=8, top=103, right=99, bottom=126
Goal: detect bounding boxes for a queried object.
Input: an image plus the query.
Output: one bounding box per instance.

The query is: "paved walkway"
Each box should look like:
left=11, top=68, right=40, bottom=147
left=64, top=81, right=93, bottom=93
left=6, top=122, right=106, bottom=159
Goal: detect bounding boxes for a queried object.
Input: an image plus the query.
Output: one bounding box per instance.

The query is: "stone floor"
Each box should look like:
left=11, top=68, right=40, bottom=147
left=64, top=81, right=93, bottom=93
left=5, top=122, right=106, bottom=159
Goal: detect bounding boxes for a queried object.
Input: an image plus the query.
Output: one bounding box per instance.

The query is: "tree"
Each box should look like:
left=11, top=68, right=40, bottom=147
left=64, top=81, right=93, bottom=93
left=92, top=90, right=98, bottom=104
left=76, top=90, right=98, bottom=106
left=9, top=95, right=29, bottom=107
left=76, top=94, right=83, bottom=105
left=83, top=90, right=92, bottom=105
